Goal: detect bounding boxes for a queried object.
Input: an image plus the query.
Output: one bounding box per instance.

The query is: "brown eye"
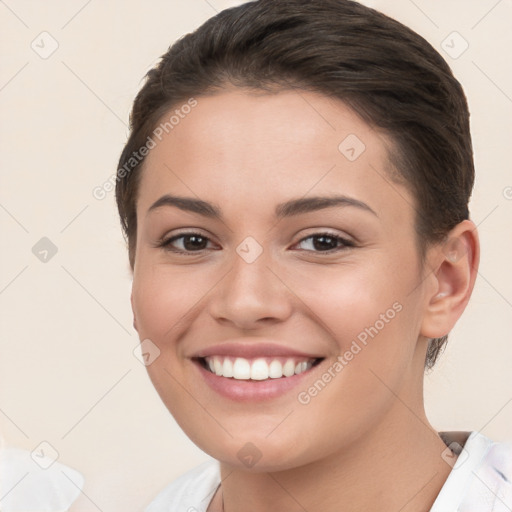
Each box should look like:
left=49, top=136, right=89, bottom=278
left=294, top=232, right=354, bottom=253
left=159, top=232, right=213, bottom=253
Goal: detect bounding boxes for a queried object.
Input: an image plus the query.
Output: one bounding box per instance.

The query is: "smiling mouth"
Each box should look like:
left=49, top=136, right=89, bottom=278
left=196, top=356, right=324, bottom=381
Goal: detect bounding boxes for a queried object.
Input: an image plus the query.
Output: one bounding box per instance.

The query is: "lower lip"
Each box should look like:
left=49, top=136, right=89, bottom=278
left=194, top=360, right=319, bottom=402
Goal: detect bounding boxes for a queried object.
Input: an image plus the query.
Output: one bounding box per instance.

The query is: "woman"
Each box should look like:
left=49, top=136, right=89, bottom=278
left=115, top=1, right=511, bottom=510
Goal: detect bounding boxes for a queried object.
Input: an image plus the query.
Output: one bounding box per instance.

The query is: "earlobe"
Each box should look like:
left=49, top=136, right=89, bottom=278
left=420, top=220, right=480, bottom=339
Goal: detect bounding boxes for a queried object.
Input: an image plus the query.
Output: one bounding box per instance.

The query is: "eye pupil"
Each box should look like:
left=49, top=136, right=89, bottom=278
left=313, top=235, right=338, bottom=251
left=184, top=235, right=207, bottom=250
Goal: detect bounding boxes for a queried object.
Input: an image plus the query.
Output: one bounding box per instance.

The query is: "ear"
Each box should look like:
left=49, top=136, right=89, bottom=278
left=420, top=220, right=480, bottom=339
left=131, top=289, right=138, bottom=332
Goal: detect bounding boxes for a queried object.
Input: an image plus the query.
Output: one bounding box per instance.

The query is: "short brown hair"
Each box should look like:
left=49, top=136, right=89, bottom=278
left=115, top=0, right=475, bottom=369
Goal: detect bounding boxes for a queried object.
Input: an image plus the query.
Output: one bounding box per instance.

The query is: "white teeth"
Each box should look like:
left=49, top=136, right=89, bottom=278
left=204, top=356, right=316, bottom=380
left=269, top=360, right=283, bottom=378
left=232, top=358, right=251, bottom=380
left=213, top=356, right=223, bottom=376
left=282, top=359, right=296, bottom=377
left=250, top=358, right=269, bottom=380
left=295, top=361, right=308, bottom=375
left=222, top=358, right=234, bottom=378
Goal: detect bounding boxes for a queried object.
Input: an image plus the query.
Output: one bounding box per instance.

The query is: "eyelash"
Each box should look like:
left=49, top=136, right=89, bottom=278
left=156, top=231, right=354, bottom=255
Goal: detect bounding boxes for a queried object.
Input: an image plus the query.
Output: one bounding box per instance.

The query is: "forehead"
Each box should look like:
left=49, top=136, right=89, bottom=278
left=137, top=89, right=414, bottom=227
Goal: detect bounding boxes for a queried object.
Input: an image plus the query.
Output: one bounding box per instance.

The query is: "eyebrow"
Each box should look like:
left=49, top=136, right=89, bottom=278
left=147, top=194, right=378, bottom=219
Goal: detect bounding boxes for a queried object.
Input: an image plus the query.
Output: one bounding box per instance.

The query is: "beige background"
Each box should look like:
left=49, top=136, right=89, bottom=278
left=1, top=0, right=511, bottom=510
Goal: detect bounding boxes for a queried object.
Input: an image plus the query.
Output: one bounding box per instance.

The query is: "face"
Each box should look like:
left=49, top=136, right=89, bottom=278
left=131, top=89, right=436, bottom=471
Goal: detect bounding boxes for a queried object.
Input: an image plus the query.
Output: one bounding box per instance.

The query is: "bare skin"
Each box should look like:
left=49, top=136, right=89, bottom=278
left=130, top=89, right=479, bottom=512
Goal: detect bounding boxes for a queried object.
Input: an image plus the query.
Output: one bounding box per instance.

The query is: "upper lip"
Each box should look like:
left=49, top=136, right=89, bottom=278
left=189, top=339, right=325, bottom=360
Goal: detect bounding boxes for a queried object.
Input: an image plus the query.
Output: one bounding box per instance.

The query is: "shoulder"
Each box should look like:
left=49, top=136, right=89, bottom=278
left=484, top=435, right=512, bottom=475
left=470, top=432, right=512, bottom=486
left=433, top=431, right=512, bottom=511
left=471, top=434, right=512, bottom=504
left=430, top=431, right=512, bottom=512
left=145, top=459, right=221, bottom=512
left=464, top=432, right=512, bottom=511
left=0, top=447, right=84, bottom=510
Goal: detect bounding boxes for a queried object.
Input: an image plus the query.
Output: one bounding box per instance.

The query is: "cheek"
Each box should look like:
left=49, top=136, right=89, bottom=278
left=132, top=262, right=213, bottom=343
left=285, top=256, right=421, bottom=386
left=283, top=258, right=407, bottom=342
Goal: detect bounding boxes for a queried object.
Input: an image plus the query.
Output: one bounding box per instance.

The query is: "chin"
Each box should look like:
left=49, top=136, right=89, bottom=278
left=183, top=421, right=319, bottom=472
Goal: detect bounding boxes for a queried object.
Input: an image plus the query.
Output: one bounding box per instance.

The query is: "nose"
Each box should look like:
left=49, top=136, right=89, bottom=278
left=208, top=247, right=293, bottom=330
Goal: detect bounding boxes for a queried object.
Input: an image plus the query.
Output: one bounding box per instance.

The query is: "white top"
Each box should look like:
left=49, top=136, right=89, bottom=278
left=146, top=431, right=512, bottom=512
left=0, top=446, right=84, bottom=511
